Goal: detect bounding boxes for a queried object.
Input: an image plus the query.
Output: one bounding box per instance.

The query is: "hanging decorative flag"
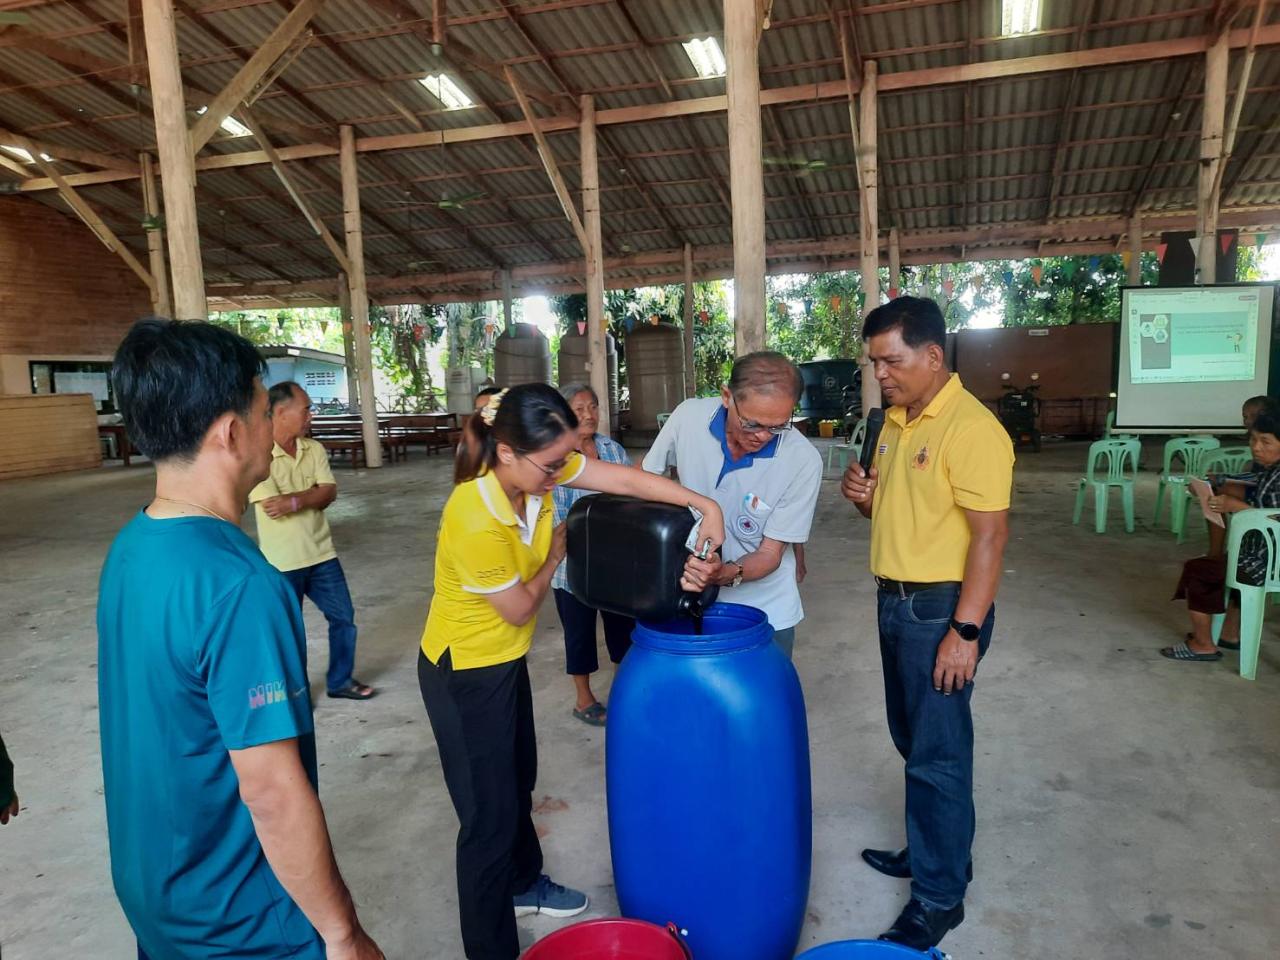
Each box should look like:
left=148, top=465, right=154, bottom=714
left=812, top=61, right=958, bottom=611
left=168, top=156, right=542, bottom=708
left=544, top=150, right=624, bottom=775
left=276, top=315, right=286, bottom=331
left=830, top=295, right=842, bottom=312
left=1031, top=265, right=1044, bottom=285
left=803, top=297, right=814, bottom=317
left=343, top=321, right=352, bottom=334
left=1220, top=233, right=1234, bottom=255
left=577, top=321, right=587, bottom=335
left=624, top=317, right=635, bottom=332
left=319, top=320, right=329, bottom=334
left=698, top=309, right=710, bottom=324
left=484, top=321, right=495, bottom=335
left=1189, top=236, right=1204, bottom=261
left=941, top=279, right=955, bottom=297
left=1002, top=270, right=1014, bottom=286
left=1088, top=255, right=1100, bottom=273
left=413, top=323, right=425, bottom=343
left=1155, top=243, right=1168, bottom=264
left=888, top=286, right=900, bottom=299
left=775, top=302, right=788, bottom=318
left=1062, top=259, right=1078, bottom=279
left=1255, top=232, right=1268, bottom=249
left=1121, top=251, right=1132, bottom=269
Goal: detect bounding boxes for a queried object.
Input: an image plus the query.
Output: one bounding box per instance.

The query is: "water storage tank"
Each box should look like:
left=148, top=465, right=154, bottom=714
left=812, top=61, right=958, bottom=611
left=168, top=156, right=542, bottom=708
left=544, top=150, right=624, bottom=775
left=557, top=329, right=619, bottom=425
left=798, top=359, right=859, bottom=421
left=444, top=364, right=486, bottom=415
left=493, top=322, right=551, bottom=387
left=625, top=322, right=685, bottom=432
left=607, top=603, right=811, bottom=960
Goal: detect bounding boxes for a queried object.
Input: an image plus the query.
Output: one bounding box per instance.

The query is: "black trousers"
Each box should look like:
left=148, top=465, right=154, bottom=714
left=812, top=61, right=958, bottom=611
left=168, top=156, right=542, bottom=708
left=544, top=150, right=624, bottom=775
left=553, top=588, right=634, bottom=676
left=418, top=649, right=543, bottom=960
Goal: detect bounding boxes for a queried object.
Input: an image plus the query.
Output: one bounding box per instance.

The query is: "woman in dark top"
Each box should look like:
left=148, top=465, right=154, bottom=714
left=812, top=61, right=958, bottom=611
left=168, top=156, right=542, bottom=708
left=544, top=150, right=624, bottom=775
left=1164, top=410, right=1280, bottom=661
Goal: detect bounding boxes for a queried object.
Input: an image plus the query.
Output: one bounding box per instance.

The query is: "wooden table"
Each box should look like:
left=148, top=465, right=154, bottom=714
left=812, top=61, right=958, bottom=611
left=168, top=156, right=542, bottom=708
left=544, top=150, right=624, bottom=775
left=98, top=423, right=136, bottom=467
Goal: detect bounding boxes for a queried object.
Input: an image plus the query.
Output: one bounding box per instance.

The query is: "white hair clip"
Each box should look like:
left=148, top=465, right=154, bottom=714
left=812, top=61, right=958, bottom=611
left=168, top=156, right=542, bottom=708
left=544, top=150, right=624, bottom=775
left=480, top=388, right=508, bottom=426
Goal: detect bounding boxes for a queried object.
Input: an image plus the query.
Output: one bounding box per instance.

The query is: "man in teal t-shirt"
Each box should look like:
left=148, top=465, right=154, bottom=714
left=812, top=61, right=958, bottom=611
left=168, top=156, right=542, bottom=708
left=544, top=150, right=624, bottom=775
left=99, top=320, right=382, bottom=960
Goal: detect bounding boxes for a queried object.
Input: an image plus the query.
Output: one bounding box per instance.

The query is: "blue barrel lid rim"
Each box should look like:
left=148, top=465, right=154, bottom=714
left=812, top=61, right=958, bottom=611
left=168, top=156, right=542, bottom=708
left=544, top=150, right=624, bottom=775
left=632, top=602, right=775, bottom=656
left=796, top=941, right=948, bottom=959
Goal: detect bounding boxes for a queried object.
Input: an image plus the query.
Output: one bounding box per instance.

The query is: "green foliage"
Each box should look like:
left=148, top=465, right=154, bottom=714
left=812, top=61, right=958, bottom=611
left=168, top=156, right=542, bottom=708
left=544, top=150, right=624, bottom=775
left=766, top=272, right=865, bottom=360
left=210, top=307, right=345, bottom=352
left=370, top=303, right=445, bottom=411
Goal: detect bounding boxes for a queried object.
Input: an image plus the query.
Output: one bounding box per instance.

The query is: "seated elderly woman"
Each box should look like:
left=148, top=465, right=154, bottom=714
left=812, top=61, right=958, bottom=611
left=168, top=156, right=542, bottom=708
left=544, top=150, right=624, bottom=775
left=1163, top=408, right=1280, bottom=662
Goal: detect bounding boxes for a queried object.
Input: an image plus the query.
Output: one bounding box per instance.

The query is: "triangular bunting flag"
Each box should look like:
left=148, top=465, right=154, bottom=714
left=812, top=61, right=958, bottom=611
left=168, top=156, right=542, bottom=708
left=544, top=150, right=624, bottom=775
left=1255, top=232, right=1268, bottom=249
left=1220, top=233, right=1234, bottom=255
left=342, top=321, right=352, bottom=334
left=1002, top=270, right=1014, bottom=286
left=1155, top=243, right=1168, bottom=264
left=941, top=279, right=955, bottom=297
left=1088, top=255, right=1100, bottom=272
left=649, top=315, right=660, bottom=326
left=1189, top=235, right=1204, bottom=260
left=577, top=321, right=587, bottom=335
left=1121, top=251, right=1132, bottom=269
left=698, top=309, right=710, bottom=324
left=319, top=320, right=329, bottom=334
left=1063, top=260, right=1079, bottom=279
left=1031, top=265, right=1044, bottom=285
left=888, top=286, right=900, bottom=299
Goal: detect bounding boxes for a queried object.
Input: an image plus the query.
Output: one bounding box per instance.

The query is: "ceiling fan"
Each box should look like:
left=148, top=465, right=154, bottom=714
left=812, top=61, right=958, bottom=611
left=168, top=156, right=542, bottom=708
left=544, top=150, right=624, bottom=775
left=385, top=189, right=488, bottom=210
left=762, top=155, right=831, bottom=177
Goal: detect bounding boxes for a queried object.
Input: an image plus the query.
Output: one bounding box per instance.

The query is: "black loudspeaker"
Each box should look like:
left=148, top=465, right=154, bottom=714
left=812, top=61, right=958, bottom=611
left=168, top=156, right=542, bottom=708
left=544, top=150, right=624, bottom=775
left=1158, top=230, right=1239, bottom=285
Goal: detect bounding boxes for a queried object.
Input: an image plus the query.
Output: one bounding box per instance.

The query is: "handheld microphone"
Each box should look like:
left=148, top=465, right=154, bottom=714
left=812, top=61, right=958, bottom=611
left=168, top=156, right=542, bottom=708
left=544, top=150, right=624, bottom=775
left=858, top=407, right=885, bottom=475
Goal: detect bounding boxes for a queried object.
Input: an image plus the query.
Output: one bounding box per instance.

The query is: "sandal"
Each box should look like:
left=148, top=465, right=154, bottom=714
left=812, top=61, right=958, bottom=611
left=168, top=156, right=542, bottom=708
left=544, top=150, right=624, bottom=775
left=1160, top=642, right=1223, bottom=662
left=327, top=679, right=376, bottom=700
left=572, top=701, right=607, bottom=727
left=1184, top=631, right=1240, bottom=651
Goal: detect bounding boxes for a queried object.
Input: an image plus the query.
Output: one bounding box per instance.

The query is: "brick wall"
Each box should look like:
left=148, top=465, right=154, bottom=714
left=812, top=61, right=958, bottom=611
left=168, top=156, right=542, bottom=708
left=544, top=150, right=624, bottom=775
left=0, top=196, right=152, bottom=393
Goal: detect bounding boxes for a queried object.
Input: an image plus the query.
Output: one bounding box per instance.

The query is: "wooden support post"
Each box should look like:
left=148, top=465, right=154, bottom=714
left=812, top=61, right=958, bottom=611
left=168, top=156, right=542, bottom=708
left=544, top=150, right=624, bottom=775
left=859, top=60, right=882, bottom=410
left=1198, top=32, right=1228, bottom=283
left=140, top=152, right=172, bottom=316
left=340, top=125, right=383, bottom=468
left=142, top=0, right=205, bottom=319
left=724, top=0, right=766, bottom=356
left=888, top=226, right=901, bottom=295
left=338, top=272, right=359, bottom=411
left=579, top=95, right=611, bottom=434
left=683, top=243, right=696, bottom=398
left=506, top=66, right=587, bottom=249
left=501, top=269, right=513, bottom=329
left=1128, top=213, right=1143, bottom=285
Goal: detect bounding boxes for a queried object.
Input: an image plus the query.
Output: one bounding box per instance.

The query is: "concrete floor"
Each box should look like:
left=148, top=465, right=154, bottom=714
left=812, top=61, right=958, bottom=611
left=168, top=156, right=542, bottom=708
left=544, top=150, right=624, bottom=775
left=1, top=439, right=1278, bottom=960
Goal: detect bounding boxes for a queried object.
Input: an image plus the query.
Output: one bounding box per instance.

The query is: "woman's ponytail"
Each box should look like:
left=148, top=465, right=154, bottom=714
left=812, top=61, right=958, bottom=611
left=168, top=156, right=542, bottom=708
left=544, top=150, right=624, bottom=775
left=453, top=383, right=577, bottom=485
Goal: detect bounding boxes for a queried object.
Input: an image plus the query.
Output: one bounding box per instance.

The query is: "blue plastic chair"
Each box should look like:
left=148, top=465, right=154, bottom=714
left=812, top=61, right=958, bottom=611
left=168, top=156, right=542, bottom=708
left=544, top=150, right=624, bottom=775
left=1154, top=437, right=1221, bottom=531
left=1073, top=438, right=1141, bottom=533
left=826, top=417, right=868, bottom=476
left=1210, top=508, right=1280, bottom=680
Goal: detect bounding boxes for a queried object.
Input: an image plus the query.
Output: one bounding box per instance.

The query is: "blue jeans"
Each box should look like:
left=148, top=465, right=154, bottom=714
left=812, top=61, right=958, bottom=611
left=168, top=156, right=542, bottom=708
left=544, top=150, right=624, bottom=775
left=876, top=582, right=993, bottom=911
left=283, top=558, right=358, bottom=693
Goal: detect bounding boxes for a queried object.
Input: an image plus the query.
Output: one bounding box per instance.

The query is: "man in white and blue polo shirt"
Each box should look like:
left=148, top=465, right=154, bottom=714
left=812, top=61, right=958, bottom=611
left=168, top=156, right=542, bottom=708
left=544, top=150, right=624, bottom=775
left=643, top=351, right=823, bottom=657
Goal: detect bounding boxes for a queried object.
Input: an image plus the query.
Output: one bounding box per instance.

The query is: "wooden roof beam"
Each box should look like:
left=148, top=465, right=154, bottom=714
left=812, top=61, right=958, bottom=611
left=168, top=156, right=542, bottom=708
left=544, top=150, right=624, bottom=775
left=1041, top=0, right=1102, bottom=223
left=188, top=0, right=328, bottom=152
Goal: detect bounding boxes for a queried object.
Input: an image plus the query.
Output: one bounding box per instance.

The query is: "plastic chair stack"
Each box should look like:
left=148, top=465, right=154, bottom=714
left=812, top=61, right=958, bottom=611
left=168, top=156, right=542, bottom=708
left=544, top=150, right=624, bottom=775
left=1214, top=508, right=1280, bottom=680
left=1155, top=437, right=1221, bottom=539
left=1073, top=437, right=1142, bottom=533
left=1203, top=445, right=1253, bottom=476
left=826, top=417, right=868, bottom=476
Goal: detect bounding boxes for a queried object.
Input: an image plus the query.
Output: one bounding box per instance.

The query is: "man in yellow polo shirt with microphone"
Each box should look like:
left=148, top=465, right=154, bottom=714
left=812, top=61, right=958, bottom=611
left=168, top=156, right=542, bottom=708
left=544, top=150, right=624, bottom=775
left=842, top=296, right=1013, bottom=952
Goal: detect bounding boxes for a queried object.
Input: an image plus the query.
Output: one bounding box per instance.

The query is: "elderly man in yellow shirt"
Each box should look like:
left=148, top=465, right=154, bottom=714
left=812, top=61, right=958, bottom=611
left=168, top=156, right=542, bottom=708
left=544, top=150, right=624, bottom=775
left=250, top=381, right=374, bottom=700
left=842, top=297, right=1013, bottom=952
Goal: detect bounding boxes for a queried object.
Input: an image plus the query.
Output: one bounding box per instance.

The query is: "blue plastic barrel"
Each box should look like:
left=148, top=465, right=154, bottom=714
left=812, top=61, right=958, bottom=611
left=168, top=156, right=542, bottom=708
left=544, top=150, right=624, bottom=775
left=796, top=941, right=946, bottom=959
left=606, top=603, right=811, bottom=960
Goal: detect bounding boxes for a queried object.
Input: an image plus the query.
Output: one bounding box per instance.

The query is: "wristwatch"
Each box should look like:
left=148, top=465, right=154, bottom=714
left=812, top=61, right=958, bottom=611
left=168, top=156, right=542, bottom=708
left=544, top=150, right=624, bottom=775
left=949, top=617, right=981, bottom=642
left=727, top=563, right=745, bottom=588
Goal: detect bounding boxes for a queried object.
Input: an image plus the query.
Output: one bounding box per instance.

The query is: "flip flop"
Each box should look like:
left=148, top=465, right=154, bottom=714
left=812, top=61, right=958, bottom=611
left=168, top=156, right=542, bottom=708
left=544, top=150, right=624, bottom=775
left=327, top=679, right=376, bottom=700
left=1184, top=631, right=1240, bottom=651
left=572, top=702, right=607, bottom=727
left=1161, top=642, right=1223, bottom=662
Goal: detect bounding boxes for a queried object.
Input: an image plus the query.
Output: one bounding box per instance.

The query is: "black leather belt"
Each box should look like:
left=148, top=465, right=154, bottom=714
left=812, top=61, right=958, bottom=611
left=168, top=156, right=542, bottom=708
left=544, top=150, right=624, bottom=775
left=874, top=576, right=961, bottom=598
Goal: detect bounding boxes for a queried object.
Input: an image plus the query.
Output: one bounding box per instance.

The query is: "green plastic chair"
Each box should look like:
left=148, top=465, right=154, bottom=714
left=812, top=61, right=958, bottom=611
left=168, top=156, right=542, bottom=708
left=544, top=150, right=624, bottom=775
left=656, top=413, right=670, bottom=429
left=826, top=417, right=868, bottom=476
left=1154, top=437, right=1221, bottom=529
left=1170, top=446, right=1254, bottom=543
left=1203, top=445, right=1253, bottom=476
left=1072, top=438, right=1141, bottom=533
left=1216, top=508, right=1280, bottom=680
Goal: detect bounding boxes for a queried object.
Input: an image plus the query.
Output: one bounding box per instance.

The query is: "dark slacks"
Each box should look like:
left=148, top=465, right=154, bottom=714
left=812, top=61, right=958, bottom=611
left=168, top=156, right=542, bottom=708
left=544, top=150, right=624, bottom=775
left=418, top=649, right=543, bottom=960
left=876, top=582, right=993, bottom=911
left=552, top=588, right=633, bottom=676
left=282, top=557, right=358, bottom=692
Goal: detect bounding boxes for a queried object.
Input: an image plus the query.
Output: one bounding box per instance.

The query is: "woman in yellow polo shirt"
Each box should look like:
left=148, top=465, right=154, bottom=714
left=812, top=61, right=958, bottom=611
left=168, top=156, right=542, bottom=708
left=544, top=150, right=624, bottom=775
left=420, top=382, right=724, bottom=960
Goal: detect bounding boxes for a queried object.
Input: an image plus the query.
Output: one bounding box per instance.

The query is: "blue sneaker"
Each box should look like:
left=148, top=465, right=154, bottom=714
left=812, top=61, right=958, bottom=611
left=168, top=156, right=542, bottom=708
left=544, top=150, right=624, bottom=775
left=512, top=874, right=589, bottom=918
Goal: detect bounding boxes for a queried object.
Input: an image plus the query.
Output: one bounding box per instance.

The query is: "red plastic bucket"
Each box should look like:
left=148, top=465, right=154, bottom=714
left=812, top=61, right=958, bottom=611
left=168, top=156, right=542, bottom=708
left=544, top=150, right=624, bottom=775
left=521, top=918, right=691, bottom=959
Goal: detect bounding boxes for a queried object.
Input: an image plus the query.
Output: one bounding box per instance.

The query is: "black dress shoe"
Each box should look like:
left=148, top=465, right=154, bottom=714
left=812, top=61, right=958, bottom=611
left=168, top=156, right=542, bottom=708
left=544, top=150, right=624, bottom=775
left=861, top=846, right=911, bottom=878
left=879, top=898, right=965, bottom=951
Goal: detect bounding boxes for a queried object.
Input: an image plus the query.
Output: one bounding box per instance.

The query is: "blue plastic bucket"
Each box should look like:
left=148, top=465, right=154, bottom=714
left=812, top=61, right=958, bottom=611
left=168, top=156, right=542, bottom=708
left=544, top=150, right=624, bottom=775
left=796, top=941, right=946, bottom=959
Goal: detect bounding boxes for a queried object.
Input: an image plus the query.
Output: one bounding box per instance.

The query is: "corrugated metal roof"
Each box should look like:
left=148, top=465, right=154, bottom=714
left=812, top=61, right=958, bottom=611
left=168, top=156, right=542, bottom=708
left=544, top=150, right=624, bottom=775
left=4, top=0, right=1280, bottom=300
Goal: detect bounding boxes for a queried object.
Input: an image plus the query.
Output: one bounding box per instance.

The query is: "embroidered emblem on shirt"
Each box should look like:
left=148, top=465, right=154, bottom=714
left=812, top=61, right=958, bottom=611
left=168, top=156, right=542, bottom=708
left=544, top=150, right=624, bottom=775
left=879, top=443, right=888, bottom=455
left=248, top=680, right=286, bottom=709
left=912, top=445, right=931, bottom=470
left=736, top=515, right=760, bottom=536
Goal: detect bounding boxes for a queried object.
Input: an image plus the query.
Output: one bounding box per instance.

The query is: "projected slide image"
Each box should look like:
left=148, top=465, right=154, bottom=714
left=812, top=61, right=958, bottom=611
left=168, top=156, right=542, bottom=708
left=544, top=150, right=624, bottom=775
left=1129, top=305, right=1258, bottom=385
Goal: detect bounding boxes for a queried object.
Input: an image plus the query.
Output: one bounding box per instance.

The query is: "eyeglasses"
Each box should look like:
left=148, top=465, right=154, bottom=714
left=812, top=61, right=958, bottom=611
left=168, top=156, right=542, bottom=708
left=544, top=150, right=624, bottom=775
left=730, top=396, right=793, bottom=436
left=519, top=453, right=565, bottom=478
